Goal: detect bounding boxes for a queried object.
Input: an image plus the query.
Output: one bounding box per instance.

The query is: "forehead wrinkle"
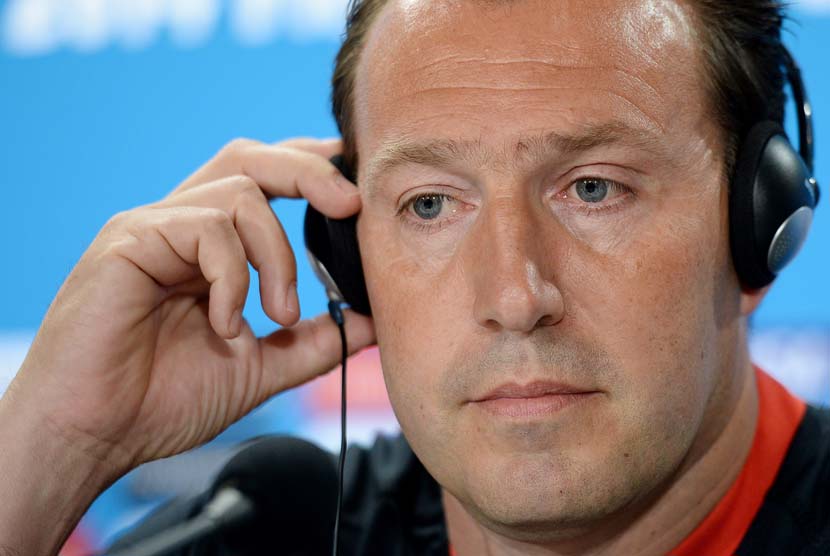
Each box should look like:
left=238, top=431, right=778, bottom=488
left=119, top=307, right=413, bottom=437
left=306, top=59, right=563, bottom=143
left=402, top=84, right=666, bottom=135
left=364, top=120, right=668, bottom=193
left=406, top=56, right=594, bottom=82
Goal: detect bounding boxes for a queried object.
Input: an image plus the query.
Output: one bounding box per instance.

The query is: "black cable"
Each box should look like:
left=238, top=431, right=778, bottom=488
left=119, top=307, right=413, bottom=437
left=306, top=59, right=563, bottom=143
left=327, top=300, right=347, bottom=556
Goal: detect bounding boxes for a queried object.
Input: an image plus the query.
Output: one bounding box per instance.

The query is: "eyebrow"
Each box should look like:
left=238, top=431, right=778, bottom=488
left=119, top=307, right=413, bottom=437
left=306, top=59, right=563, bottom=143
left=363, top=121, right=665, bottom=194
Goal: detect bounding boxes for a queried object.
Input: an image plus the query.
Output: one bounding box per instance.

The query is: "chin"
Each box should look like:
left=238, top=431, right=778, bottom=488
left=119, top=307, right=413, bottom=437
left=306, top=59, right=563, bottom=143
left=455, top=451, right=649, bottom=542
left=464, top=490, right=621, bottom=544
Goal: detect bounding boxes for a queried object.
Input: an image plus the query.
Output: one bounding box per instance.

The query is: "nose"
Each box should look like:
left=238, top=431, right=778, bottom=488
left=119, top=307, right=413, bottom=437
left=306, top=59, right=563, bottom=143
left=467, top=194, right=565, bottom=333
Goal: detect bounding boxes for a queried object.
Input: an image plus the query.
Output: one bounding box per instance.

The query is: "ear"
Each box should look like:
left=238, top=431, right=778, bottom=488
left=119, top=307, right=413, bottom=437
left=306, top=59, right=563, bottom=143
left=740, top=285, right=771, bottom=316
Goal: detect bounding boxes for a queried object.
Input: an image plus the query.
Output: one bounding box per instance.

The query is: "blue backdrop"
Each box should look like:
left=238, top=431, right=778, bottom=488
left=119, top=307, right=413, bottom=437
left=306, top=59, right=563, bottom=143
left=0, top=0, right=828, bottom=550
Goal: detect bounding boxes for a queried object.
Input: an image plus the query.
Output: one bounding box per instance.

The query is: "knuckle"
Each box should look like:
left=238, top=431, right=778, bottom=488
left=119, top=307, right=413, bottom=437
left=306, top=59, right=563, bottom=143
left=277, top=136, right=314, bottom=147
left=307, top=315, right=328, bottom=355
left=221, top=137, right=258, bottom=157
left=197, top=209, right=246, bottom=262
left=103, top=209, right=133, bottom=231
left=96, top=237, right=138, bottom=265
left=275, top=145, right=316, bottom=168
left=90, top=223, right=144, bottom=269
left=98, top=208, right=157, bottom=257
left=231, top=174, right=264, bottom=199
left=307, top=156, right=342, bottom=187
left=199, top=207, right=234, bottom=234
left=99, top=209, right=149, bottom=246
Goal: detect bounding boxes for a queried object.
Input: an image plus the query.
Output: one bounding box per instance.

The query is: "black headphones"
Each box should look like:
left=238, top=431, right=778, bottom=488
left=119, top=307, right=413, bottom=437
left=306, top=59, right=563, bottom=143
left=304, top=168, right=370, bottom=314
left=305, top=47, right=820, bottom=314
left=729, top=49, right=820, bottom=289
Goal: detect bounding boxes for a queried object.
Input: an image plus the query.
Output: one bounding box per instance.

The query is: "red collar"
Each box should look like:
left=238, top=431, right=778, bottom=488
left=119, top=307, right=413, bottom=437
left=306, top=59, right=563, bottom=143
left=669, top=367, right=806, bottom=556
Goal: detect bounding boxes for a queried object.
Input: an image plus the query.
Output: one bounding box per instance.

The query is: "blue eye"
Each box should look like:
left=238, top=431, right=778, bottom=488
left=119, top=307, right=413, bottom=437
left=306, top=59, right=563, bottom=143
left=412, top=194, right=444, bottom=219
left=575, top=178, right=609, bottom=203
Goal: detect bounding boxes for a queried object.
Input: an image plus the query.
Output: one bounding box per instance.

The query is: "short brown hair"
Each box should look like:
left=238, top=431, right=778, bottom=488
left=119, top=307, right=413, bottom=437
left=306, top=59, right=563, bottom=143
left=331, top=0, right=788, bottom=180
left=331, top=0, right=389, bottom=176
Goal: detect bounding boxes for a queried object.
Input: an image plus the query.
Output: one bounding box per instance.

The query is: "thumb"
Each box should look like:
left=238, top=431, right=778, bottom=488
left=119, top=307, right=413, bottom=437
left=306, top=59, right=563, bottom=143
left=256, top=309, right=376, bottom=396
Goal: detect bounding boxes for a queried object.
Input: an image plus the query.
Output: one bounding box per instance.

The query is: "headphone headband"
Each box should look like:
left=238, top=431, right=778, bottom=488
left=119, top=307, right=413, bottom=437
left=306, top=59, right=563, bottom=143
left=782, top=47, right=815, bottom=175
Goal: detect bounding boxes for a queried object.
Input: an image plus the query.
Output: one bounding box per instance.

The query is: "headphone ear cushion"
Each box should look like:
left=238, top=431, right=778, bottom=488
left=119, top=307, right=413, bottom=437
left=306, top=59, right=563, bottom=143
left=730, top=122, right=779, bottom=289
left=302, top=157, right=372, bottom=316
left=730, top=121, right=815, bottom=289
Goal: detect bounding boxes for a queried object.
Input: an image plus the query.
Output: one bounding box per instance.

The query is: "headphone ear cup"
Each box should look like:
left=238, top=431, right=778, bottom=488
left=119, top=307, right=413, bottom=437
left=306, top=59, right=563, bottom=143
left=729, top=121, right=816, bottom=289
left=302, top=157, right=372, bottom=316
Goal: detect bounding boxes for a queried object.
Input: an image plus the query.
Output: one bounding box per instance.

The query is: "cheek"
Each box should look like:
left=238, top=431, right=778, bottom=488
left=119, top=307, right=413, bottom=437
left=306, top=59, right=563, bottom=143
left=357, top=214, right=460, bottom=413
left=566, top=186, right=733, bottom=424
left=357, top=205, right=470, bottom=343
left=573, top=184, right=726, bottom=335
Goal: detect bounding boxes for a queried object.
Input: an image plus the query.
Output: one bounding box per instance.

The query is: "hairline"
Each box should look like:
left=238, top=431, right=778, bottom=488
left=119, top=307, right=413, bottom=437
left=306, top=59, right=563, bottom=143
left=333, top=0, right=777, bottom=187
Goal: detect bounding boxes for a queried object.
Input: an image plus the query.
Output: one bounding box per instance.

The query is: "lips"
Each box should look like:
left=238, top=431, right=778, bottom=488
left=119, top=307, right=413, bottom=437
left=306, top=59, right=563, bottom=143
left=473, top=380, right=595, bottom=402
left=470, top=381, right=600, bottom=418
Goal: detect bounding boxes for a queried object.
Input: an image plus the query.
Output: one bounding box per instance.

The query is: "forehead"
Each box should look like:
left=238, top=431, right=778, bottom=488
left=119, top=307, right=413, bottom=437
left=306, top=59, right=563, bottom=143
left=352, top=0, right=706, bottom=170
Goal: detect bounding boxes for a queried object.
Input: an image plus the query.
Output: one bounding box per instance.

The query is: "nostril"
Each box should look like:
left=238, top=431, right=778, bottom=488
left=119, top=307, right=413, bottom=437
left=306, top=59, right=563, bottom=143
left=536, top=315, right=558, bottom=328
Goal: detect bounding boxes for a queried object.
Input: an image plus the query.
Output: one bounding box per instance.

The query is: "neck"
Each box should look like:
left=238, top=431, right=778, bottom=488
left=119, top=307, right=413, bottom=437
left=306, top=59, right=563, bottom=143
left=444, top=347, right=760, bottom=556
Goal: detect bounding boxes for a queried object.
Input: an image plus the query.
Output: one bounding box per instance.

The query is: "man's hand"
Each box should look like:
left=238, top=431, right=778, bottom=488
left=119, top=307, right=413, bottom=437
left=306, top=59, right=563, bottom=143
left=0, top=137, right=375, bottom=555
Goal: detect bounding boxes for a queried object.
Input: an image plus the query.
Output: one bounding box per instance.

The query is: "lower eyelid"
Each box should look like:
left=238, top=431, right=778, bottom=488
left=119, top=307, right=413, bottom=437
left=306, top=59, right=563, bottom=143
left=551, top=183, right=636, bottom=219
left=400, top=195, right=471, bottom=232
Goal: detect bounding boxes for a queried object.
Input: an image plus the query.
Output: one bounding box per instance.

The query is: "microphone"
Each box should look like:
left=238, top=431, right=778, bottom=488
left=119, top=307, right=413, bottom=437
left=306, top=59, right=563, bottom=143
left=106, top=436, right=338, bottom=556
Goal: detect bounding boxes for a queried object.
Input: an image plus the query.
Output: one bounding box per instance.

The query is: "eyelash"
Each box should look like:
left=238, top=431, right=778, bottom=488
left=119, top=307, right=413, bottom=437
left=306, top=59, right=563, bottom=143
left=558, top=178, right=635, bottom=217
left=397, top=177, right=635, bottom=232
left=397, top=193, right=460, bottom=234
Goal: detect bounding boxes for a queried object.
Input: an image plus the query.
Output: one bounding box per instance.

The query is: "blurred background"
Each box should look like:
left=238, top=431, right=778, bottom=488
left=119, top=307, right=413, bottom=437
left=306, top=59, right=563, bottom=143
left=0, top=0, right=828, bottom=552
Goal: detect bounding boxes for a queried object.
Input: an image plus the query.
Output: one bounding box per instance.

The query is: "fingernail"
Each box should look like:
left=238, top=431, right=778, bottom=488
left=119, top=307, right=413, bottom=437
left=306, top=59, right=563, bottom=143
left=285, top=282, right=299, bottom=315
left=333, top=175, right=359, bottom=196
left=229, top=309, right=242, bottom=336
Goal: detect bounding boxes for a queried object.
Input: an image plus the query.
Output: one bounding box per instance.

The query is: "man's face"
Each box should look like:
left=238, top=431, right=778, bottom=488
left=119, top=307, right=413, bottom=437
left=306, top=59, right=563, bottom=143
left=354, top=0, right=746, bottom=540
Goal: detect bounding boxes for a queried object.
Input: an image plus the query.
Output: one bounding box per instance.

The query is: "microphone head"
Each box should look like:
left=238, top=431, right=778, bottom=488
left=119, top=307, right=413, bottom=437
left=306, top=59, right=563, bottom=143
left=211, top=435, right=338, bottom=555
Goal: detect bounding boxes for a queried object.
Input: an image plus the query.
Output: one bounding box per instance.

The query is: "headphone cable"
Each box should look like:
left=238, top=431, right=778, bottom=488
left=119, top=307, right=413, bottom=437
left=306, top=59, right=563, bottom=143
left=327, top=300, right=347, bottom=556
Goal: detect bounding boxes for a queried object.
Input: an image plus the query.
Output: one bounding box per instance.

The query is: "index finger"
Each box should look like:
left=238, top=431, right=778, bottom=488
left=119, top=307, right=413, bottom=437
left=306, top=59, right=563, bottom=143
left=176, top=139, right=360, bottom=219
left=278, top=137, right=343, bottom=158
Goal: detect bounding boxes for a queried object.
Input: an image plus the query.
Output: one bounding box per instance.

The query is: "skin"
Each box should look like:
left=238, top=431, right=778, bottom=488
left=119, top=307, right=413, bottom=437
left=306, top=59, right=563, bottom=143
left=352, top=0, right=766, bottom=553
